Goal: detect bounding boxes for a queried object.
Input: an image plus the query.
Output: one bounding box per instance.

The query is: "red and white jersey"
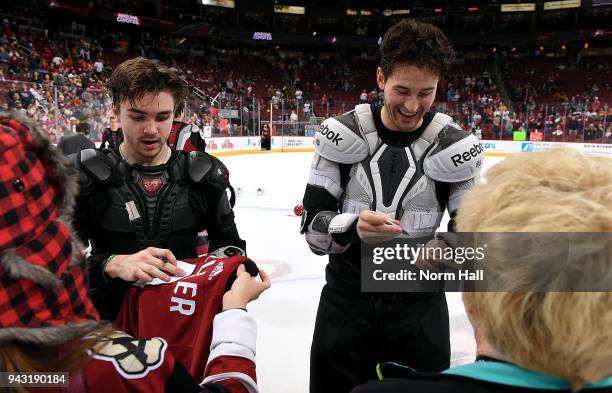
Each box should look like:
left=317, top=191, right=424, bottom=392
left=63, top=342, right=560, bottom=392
left=80, top=331, right=201, bottom=393
left=114, top=255, right=258, bottom=393
left=41, top=311, right=255, bottom=393
left=168, top=121, right=206, bottom=152
left=39, top=332, right=202, bottom=393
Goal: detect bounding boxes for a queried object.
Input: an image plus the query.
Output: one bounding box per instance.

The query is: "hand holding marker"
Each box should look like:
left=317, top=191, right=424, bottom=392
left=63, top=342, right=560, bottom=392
left=375, top=211, right=409, bottom=235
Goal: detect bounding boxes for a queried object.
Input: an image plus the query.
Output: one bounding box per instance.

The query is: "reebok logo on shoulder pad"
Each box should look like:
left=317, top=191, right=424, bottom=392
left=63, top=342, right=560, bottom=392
left=319, top=125, right=343, bottom=146
left=451, top=144, right=483, bottom=167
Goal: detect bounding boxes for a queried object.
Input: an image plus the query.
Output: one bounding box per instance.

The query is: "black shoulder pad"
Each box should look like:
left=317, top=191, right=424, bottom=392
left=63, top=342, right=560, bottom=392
left=436, top=123, right=471, bottom=150
left=67, top=152, right=93, bottom=196
left=188, top=151, right=213, bottom=184
left=78, top=148, right=113, bottom=183
left=188, top=151, right=230, bottom=191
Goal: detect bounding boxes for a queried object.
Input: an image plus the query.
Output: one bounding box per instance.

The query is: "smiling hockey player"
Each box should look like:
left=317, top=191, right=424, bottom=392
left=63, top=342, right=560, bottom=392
left=300, top=19, right=483, bottom=393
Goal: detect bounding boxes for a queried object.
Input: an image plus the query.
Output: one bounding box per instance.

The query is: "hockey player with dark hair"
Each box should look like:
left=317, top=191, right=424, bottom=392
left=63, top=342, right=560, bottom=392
left=0, top=112, right=270, bottom=393
left=72, top=57, right=245, bottom=320
left=301, top=19, right=483, bottom=393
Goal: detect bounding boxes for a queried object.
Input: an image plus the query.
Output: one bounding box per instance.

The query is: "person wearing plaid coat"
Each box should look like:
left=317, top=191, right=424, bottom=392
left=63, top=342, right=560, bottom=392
left=0, top=111, right=270, bottom=393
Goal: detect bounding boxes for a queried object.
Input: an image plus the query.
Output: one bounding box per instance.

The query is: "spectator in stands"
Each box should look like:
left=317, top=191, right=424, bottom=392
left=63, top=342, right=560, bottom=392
left=492, top=109, right=501, bottom=138
left=567, top=114, right=579, bottom=140
left=68, top=116, right=78, bottom=134
left=13, top=100, right=25, bottom=113
left=552, top=124, right=565, bottom=141
left=0, top=46, right=8, bottom=73
left=57, top=121, right=95, bottom=155
left=93, top=56, right=104, bottom=74
left=359, top=89, right=368, bottom=104
left=303, top=101, right=311, bottom=121
left=595, top=123, right=605, bottom=142
left=18, top=83, right=33, bottom=108
left=355, top=149, right=612, bottom=393
left=289, top=109, right=298, bottom=129
left=585, top=123, right=599, bottom=142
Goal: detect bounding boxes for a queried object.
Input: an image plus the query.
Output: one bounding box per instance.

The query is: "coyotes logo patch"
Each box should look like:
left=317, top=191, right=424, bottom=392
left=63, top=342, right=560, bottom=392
left=91, top=333, right=167, bottom=379
left=139, top=177, right=164, bottom=195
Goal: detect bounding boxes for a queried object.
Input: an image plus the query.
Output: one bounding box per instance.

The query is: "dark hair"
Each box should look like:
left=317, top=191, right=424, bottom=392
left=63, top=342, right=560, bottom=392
left=379, top=19, right=455, bottom=78
left=106, top=57, right=187, bottom=116
left=75, top=122, right=90, bottom=135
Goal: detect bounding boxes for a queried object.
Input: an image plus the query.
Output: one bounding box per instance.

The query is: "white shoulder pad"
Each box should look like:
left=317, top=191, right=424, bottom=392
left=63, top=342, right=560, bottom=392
left=187, top=124, right=201, bottom=133
left=423, top=124, right=483, bottom=182
left=314, top=114, right=369, bottom=164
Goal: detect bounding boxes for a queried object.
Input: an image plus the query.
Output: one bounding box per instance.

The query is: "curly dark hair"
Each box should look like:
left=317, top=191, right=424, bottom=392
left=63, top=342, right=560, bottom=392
left=106, top=57, right=188, bottom=116
left=379, top=19, right=455, bottom=78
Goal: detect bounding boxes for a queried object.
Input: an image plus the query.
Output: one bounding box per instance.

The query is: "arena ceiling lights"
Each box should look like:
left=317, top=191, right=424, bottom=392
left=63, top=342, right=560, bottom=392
left=382, top=9, right=410, bottom=16
left=346, top=9, right=373, bottom=16
left=201, top=0, right=235, bottom=9
left=543, top=0, right=581, bottom=10
left=501, top=3, right=536, bottom=12
left=273, top=5, right=306, bottom=15
left=500, top=1, right=582, bottom=12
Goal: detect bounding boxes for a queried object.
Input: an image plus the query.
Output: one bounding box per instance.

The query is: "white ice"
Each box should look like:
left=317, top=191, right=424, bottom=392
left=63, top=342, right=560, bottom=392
left=222, top=152, right=505, bottom=393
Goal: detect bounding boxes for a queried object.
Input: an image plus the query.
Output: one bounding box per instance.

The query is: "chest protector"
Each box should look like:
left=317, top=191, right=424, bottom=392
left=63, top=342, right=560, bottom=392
left=80, top=150, right=202, bottom=258
left=314, top=104, right=482, bottom=238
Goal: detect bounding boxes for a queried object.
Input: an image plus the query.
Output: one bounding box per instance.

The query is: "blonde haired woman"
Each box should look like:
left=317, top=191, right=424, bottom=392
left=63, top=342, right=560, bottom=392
left=355, top=148, right=612, bottom=393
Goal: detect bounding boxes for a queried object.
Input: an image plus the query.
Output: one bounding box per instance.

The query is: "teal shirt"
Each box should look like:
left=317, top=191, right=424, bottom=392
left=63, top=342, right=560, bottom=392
left=444, top=361, right=612, bottom=390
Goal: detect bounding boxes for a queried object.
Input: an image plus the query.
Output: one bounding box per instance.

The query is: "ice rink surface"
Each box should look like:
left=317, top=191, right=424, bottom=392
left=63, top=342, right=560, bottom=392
left=221, top=151, right=504, bottom=393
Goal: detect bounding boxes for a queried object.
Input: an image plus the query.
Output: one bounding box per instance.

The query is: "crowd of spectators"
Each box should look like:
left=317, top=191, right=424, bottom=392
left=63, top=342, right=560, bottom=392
left=0, top=5, right=609, bottom=142
left=500, top=53, right=611, bottom=142
left=0, top=9, right=113, bottom=143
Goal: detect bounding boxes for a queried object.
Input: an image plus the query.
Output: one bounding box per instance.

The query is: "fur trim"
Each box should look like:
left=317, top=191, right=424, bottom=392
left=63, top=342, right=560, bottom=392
left=57, top=216, right=87, bottom=268
left=0, top=111, right=79, bottom=217
left=0, top=249, right=62, bottom=290
left=0, top=111, right=84, bottom=273
left=0, top=321, right=104, bottom=346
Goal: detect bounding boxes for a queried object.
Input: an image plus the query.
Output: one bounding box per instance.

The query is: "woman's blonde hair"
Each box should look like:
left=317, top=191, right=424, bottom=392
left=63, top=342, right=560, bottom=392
left=457, top=148, right=612, bottom=391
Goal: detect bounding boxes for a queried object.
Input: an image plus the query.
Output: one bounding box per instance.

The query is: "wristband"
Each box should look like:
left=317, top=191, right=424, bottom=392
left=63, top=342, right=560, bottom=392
left=101, top=254, right=116, bottom=282
left=221, top=307, right=248, bottom=313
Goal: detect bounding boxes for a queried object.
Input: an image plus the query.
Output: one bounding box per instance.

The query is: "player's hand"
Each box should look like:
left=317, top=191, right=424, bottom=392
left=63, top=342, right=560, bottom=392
left=356, top=210, right=402, bottom=244
left=223, top=265, right=271, bottom=311
left=105, top=247, right=186, bottom=283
